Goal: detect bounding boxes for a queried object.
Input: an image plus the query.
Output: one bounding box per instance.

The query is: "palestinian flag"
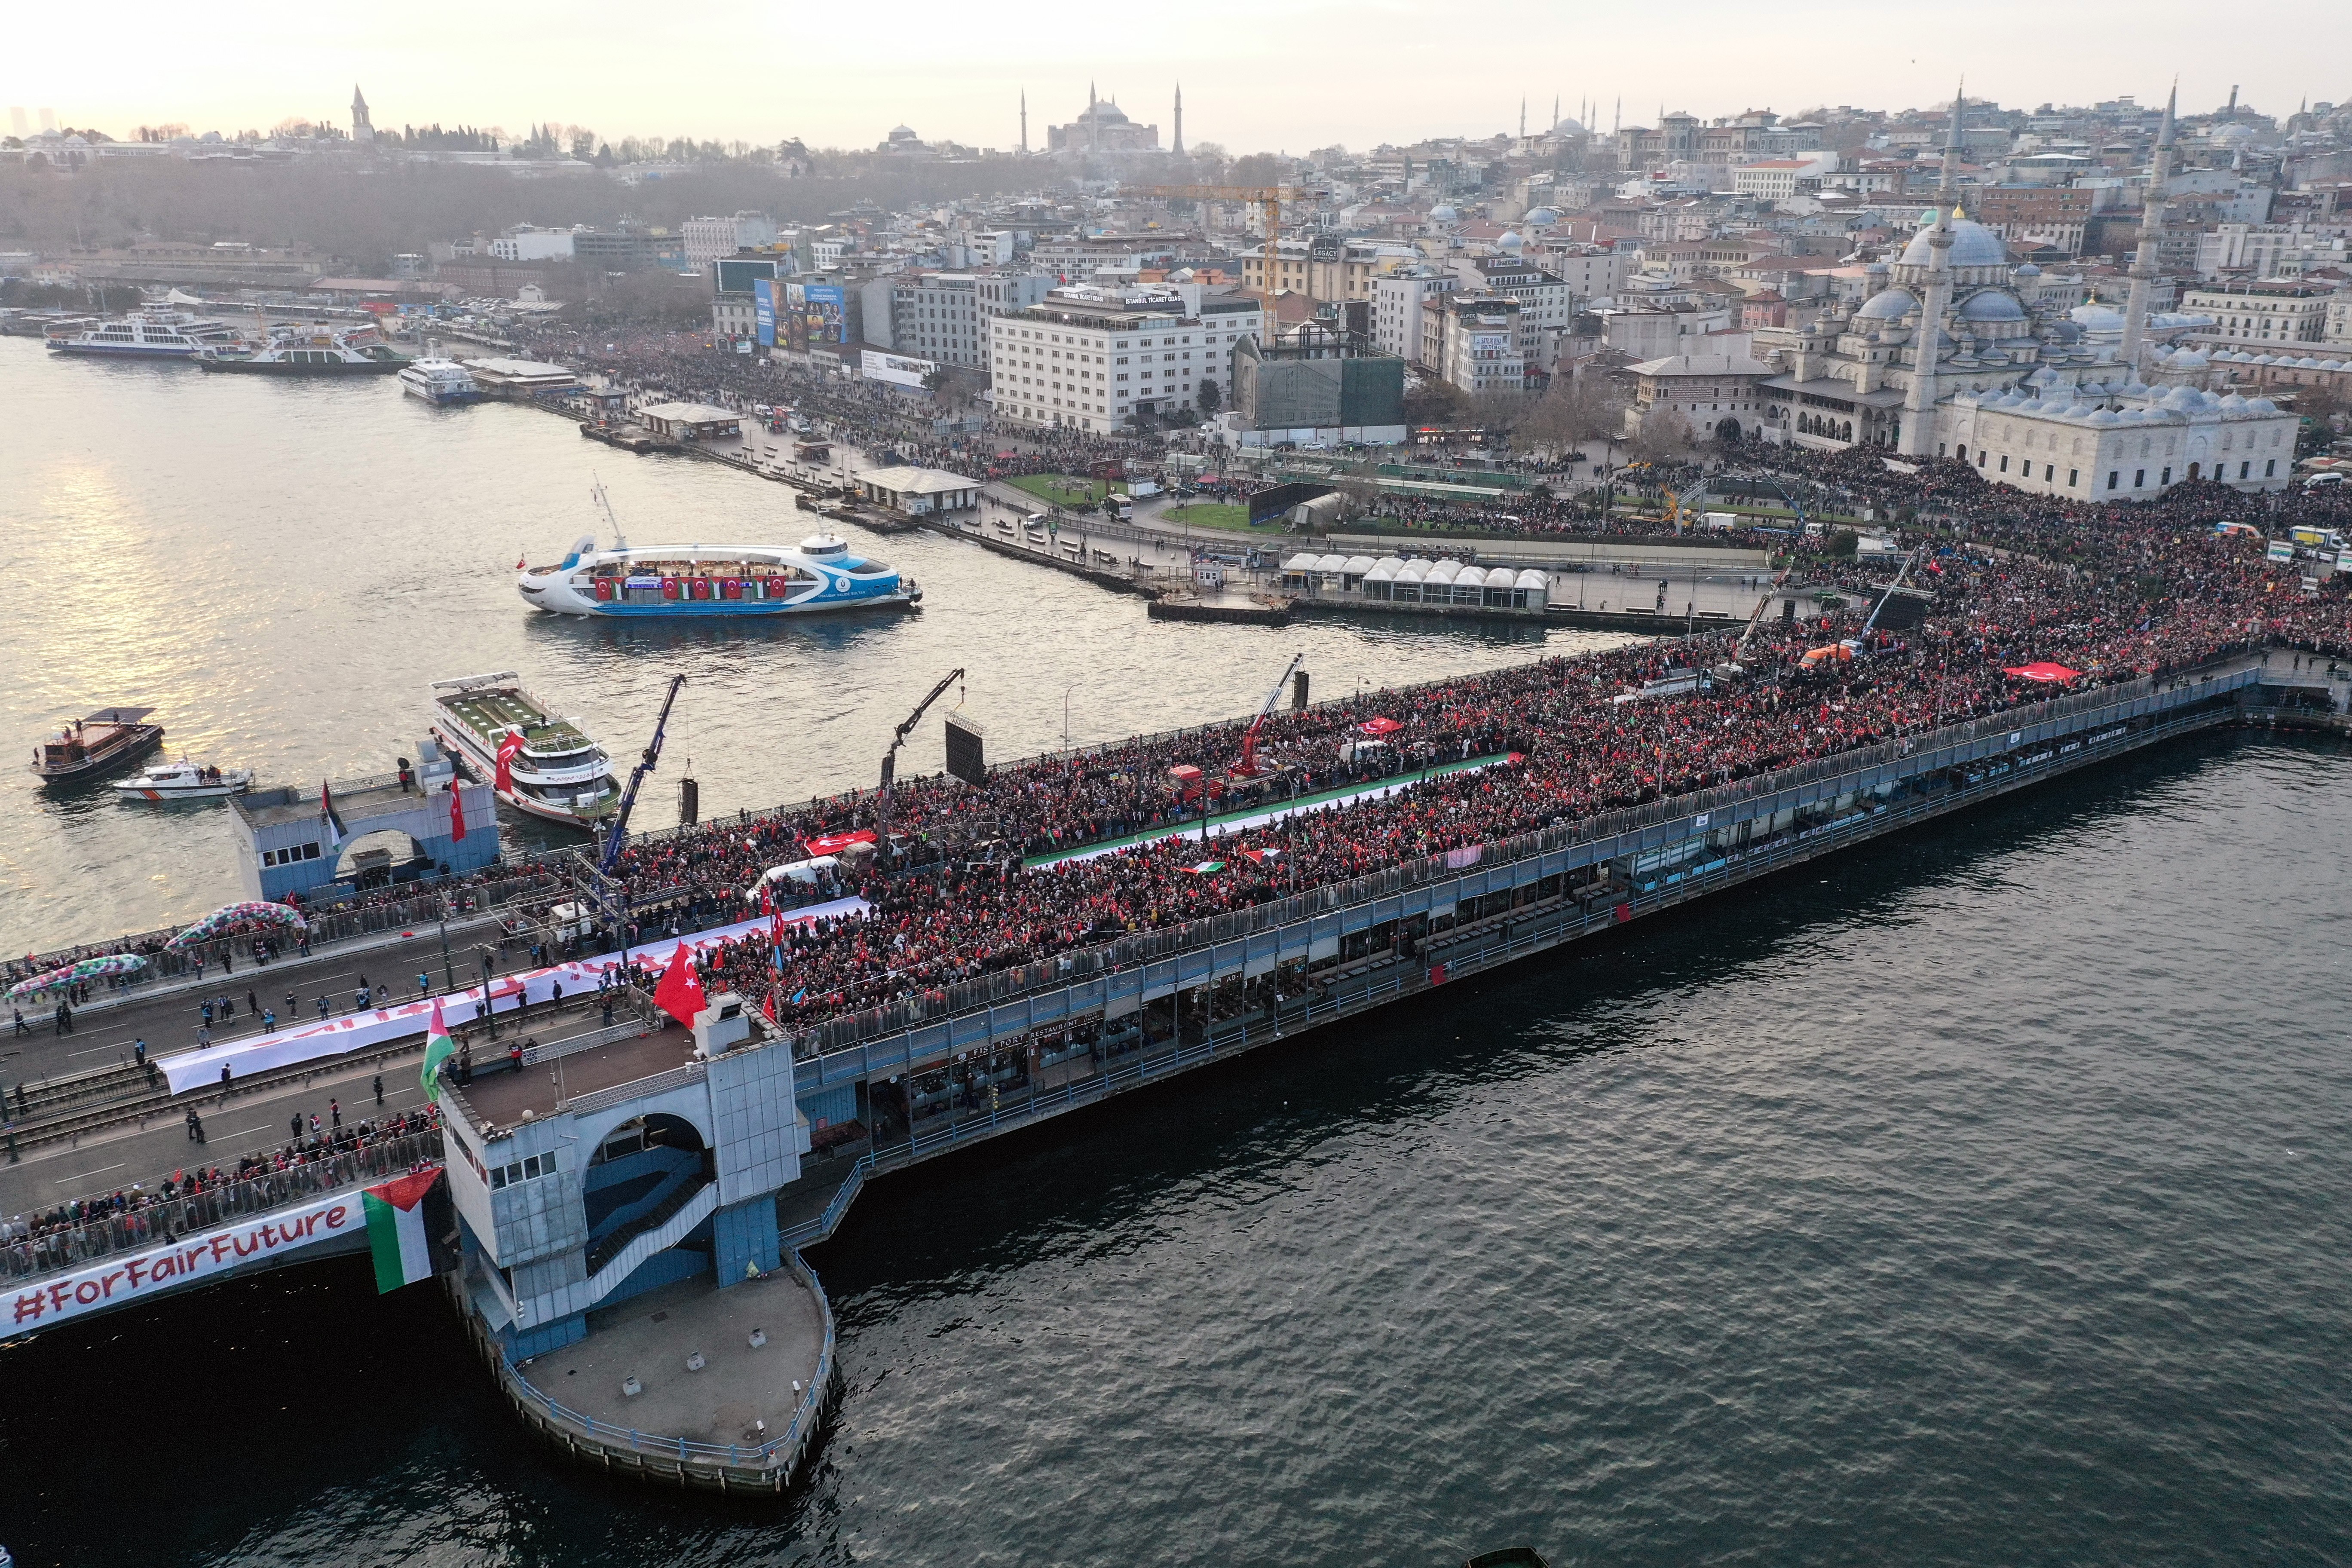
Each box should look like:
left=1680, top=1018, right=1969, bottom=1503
left=1240, top=847, right=1283, bottom=866
left=320, top=779, right=349, bottom=845
left=364, top=1167, right=440, bottom=1292
left=1185, top=860, right=1226, bottom=875
left=420, top=999, right=455, bottom=1103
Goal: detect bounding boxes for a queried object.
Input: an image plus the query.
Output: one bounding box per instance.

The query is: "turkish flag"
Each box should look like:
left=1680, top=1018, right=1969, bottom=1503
left=494, top=729, right=525, bottom=794
left=652, top=940, right=707, bottom=1028
left=449, top=784, right=466, bottom=842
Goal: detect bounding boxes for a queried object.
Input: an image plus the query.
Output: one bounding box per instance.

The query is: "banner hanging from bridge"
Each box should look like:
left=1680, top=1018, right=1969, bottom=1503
left=9, top=1185, right=386, bottom=1333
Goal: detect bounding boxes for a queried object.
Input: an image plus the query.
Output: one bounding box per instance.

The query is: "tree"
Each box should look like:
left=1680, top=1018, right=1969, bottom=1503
left=1196, top=378, right=1221, bottom=414
left=1230, top=152, right=1286, bottom=187
left=1401, top=375, right=1466, bottom=429
left=1627, top=409, right=1692, bottom=463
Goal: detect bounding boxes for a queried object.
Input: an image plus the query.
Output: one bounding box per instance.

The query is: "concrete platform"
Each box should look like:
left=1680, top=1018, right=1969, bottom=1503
left=460, top=1023, right=695, bottom=1125
left=517, top=1270, right=824, bottom=1450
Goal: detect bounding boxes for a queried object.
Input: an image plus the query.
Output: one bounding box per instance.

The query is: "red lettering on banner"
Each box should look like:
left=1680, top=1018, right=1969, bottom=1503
left=125, top=1258, right=148, bottom=1289
left=233, top=1230, right=261, bottom=1258
left=13, top=1291, right=44, bottom=1324
left=210, top=1235, right=235, bottom=1264
left=325, top=1204, right=348, bottom=1229
left=48, top=1282, right=72, bottom=1314
left=73, top=1280, right=99, bottom=1305
left=99, top=1269, right=126, bottom=1298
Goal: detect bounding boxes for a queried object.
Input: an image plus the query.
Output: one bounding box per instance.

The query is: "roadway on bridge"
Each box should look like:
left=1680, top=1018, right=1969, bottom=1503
left=0, top=999, right=611, bottom=1221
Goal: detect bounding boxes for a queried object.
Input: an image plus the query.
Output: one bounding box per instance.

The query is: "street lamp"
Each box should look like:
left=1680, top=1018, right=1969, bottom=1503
left=1063, top=681, right=1079, bottom=748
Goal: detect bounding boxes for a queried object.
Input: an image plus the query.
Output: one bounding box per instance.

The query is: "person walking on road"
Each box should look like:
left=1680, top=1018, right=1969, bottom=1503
left=133, top=1038, right=146, bottom=1068
left=186, top=1109, right=204, bottom=1143
left=290, top=1112, right=302, bottom=1139
left=372, top=1074, right=384, bottom=1107
left=330, top=1098, right=342, bottom=1129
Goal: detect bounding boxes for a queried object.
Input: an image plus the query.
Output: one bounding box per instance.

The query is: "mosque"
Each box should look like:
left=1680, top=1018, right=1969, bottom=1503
left=1749, top=88, right=2299, bottom=497
left=1046, top=86, right=1162, bottom=153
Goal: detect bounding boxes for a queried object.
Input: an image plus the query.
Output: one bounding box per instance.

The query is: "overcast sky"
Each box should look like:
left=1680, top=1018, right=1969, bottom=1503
left=7, top=0, right=2343, bottom=153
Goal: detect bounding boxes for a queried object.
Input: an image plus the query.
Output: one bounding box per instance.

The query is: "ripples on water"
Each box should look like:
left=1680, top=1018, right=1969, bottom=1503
left=2, top=733, right=2347, bottom=1566
left=0, top=339, right=1615, bottom=953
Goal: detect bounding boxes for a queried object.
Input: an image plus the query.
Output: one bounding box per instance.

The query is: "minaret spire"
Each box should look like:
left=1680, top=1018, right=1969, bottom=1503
left=1173, top=83, right=1183, bottom=156
left=1937, top=79, right=1966, bottom=206
left=1020, top=90, right=1027, bottom=156
left=2119, top=80, right=2178, bottom=375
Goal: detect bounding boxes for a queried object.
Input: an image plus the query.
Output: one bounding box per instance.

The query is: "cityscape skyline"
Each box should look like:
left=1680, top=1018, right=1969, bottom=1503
left=6, top=0, right=2343, bottom=155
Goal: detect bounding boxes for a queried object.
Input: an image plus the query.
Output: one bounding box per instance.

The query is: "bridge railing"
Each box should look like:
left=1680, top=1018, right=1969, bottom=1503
left=0, top=1127, right=444, bottom=1284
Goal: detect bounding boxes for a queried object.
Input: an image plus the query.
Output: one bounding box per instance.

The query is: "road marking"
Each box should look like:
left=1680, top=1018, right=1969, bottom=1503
left=68, top=1044, right=122, bottom=1057
left=53, top=1163, right=125, bottom=1186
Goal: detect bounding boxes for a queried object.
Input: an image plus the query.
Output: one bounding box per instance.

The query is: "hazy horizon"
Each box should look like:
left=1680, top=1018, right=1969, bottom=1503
left=7, top=0, right=2346, bottom=157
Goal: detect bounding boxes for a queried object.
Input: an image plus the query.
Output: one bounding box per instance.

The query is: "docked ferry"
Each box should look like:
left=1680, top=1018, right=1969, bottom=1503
left=428, top=673, right=620, bottom=827
left=518, top=532, right=922, bottom=617
left=46, top=309, right=243, bottom=359
left=400, top=358, right=481, bottom=404
left=197, top=326, right=408, bottom=376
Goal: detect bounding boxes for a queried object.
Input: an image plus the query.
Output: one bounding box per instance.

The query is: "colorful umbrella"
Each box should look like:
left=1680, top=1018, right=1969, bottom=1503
left=165, top=900, right=310, bottom=949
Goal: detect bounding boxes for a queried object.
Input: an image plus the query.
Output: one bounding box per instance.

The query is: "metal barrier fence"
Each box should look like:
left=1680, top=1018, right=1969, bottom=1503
left=500, top=1245, right=838, bottom=1478
left=0, top=1127, right=445, bottom=1283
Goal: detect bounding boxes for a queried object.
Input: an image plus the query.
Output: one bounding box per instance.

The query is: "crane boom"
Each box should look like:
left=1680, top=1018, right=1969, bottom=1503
left=877, top=668, right=966, bottom=856
left=1237, top=651, right=1305, bottom=776
left=599, top=674, right=685, bottom=874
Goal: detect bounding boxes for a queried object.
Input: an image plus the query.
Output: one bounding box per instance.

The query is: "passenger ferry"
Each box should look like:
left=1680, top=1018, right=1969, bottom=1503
left=516, top=487, right=920, bottom=618
left=400, top=358, right=481, bottom=404
left=197, top=326, right=408, bottom=376
left=428, top=673, right=620, bottom=827
left=46, top=309, right=243, bottom=359
left=31, top=707, right=165, bottom=783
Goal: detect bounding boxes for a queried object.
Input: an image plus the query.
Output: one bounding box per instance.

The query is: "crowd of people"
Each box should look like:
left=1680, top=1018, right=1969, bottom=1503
left=549, top=427, right=2352, bottom=1041
left=5, top=1106, right=440, bottom=1266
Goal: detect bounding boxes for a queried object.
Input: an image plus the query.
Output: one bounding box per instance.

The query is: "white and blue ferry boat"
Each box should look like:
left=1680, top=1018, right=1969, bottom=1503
left=46, top=308, right=242, bottom=359
left=517, top=483, right=919, bottom=619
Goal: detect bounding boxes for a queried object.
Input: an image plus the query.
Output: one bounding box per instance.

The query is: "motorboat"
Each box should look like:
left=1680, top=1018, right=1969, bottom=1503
left=400, top=358, right=481, bottom=404
left=429, top=672, right=620, bottom=827
left=112, top=759, right=253, bottom=800
left=31, top=707, right=165, bottom=784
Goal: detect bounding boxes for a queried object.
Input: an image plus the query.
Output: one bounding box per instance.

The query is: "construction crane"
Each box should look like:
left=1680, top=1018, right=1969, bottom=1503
left=599, top=674, right=686, bottom=875
left=877, top=668, right=965, bottom=857
left=1233, top=651, right=1305, bottom=778
left=1132, top=184, right=1323, bottom=320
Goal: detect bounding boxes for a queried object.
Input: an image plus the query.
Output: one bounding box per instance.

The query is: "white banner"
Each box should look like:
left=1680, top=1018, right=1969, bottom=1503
left=160, top=896, right=870, bottom=1095
left=10, top=1188, right=364, bottom=1332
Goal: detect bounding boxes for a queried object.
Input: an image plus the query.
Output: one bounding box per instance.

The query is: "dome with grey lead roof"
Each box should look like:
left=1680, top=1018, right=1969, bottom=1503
left=1959, top=289, right=2027, bottom=322
left=1856, top=286, right=1918, bottom=320
left=1898, top=217, right=2009, bottom=269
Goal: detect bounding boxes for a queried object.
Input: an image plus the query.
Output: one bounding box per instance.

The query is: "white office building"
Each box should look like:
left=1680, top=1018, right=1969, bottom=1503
left=990, top=286, right=1264, bottom=433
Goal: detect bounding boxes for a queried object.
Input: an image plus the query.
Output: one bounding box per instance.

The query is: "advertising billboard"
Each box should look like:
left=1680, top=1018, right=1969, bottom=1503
left=862, top=349, right=935, bottom=389
left=752, top=277, right=775, bottom=347
left=784, top=281, right=846, bottom=352
left=714, top=257, right=779, bottom=296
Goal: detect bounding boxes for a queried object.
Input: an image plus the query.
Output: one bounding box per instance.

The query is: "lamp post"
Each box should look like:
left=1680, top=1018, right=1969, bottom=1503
left=478, top=949, right=498, bottom=1041
left=1063, top=681, right=1079, bottom=748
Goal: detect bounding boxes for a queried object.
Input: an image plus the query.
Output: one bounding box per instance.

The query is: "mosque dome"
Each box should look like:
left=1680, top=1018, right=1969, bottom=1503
left=1430, top=204, right=1460, bottom=223
left=1551, top=116, right=1586, bottom=135
left=1498, top=230, right=1525, bottom=249
left=2070, top=303, right=2126, bottom=335
left=1522, top=207, right=1559, bottom=226
left=1856, top=286, right=1918, bottom=320
left=2012, top=262, right=2044, bottom=279
left=1898, top=216, right=2009, bottom=269
left=1959, top=290, right=2027, bottom=323
left=2247, top=397, right=2278, bottom=413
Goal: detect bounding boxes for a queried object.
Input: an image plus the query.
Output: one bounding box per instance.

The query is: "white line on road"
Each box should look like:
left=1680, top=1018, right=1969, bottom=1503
left=53, top=1163, right=125, bottom=1186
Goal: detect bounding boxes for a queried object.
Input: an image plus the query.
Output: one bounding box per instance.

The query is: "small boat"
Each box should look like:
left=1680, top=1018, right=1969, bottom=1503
left=31, top=707, right=165, bottom=784
left=1464, top=1551, right=1551, bottom=1568
left=112, top=759, right=253, bottom=801
left=400, top=357, right=481, bottom=404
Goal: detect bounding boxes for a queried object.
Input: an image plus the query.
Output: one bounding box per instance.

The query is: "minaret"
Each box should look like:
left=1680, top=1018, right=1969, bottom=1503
left=1900, top=82, right=1968, bottom=456
left=350, top=84, right=374, bottom=144
left=1553, top=95, right=1559, bottom=132
left=1089, top=82, right=1099, bottom=152
left=1020, top=91, right=1028, bottom=155
left=1173, top=83, right=1183, bottom=155
left=2120, top=83, right=2178, bottom=375
left=1520, top=98, right=1526, bottom=139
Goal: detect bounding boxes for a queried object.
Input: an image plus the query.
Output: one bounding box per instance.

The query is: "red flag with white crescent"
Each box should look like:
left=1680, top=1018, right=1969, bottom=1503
left=449, top=781, right=466, bottom=842
left=493, top=729, right=525, bottom=794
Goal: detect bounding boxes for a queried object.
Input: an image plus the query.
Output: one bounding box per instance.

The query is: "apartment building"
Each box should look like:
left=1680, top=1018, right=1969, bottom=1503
left=989, top=288, right=1264, bottom=433
left=892, top=273, right=984, bottom=368
left=1422, top=293, right=1526, bottom=394
left=1372, top=268, right=1458, bottom=364
left=2180, top=280, right=2332, bottom=346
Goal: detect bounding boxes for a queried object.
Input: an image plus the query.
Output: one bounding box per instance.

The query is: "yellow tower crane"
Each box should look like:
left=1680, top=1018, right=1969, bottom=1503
left=1133, top=183, right=1321, bottom=325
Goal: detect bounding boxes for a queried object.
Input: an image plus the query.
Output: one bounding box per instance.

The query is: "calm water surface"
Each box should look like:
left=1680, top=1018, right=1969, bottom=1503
left=0, top=337, right=1609, bottom=954
left=1, top=732, right=2347, bottom=1566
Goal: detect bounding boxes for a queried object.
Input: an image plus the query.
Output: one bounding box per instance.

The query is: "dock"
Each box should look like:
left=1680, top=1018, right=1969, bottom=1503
left=1149, top=592, right=1295, bottom=625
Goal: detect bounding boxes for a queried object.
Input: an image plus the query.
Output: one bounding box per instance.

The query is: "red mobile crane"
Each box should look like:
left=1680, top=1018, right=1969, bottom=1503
left=1233, top=651, right=1305, bottom=779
